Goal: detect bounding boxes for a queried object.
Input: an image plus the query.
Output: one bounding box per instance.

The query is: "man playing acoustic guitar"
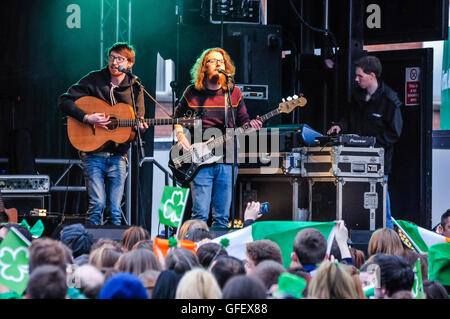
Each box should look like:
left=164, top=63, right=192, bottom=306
left=58, top=42, right=147, bottom=226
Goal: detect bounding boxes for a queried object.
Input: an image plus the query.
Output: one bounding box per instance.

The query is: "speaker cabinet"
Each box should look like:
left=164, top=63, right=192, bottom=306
left=236, top=173, right=308, bottom=222
left=85, top=225, right=128, bottom=242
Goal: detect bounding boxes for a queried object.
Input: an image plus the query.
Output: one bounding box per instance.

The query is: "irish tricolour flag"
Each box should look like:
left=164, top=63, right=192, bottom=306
left=212, top=221, right=337, bottom=268
left=392, top=218, right=450, bottom=253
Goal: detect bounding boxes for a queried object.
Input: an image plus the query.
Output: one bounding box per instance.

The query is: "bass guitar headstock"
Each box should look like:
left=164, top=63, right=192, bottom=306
left=278, top=94, right=307, bottom=114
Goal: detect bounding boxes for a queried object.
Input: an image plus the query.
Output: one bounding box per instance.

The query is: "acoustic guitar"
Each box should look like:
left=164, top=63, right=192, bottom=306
left=67, top=96, right=199, bottom=152
left=0, top=192, right=18, bottom=223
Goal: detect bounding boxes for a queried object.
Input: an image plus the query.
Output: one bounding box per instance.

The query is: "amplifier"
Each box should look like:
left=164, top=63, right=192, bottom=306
left=235, top=84, right=268, bottom=100
left=0, top=175, right=51, bottom=193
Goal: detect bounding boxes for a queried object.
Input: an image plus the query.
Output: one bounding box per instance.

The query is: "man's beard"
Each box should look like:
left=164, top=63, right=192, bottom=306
left=206, top=72, right=226, bottom=87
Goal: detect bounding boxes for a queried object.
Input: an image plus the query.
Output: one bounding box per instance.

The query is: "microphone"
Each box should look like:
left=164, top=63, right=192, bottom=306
left=118, top=65, right=139, bottom=81
left=217, top=68, right=232, bottom=78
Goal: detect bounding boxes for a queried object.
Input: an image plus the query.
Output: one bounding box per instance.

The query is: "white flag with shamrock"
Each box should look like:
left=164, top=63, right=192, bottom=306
left=158, top=186, right=189, bottom=229
left=0, top=227, right=31, bottom=295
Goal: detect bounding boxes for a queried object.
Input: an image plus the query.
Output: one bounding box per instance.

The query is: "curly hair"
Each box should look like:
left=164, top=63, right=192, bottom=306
left=190, top=47, right=236, bottom=91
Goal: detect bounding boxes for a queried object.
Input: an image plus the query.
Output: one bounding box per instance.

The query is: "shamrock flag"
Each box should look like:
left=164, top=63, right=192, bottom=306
left=411, top=258, right=425, bottom=299
left=158, top=186, right=189, bottom=229
left=0, top=227, right=31, bottom=295
left=212, top=220, right=336, bottom=268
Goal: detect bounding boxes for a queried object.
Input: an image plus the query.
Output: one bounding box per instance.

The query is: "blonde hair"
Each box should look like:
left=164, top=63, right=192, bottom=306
left=307, top=261, right=359, bottom=299
left=175, top=268, right=222, bottom=299
left=368, top=228, right=404, bottom=257
left=190, top=47, right=236, bottom=91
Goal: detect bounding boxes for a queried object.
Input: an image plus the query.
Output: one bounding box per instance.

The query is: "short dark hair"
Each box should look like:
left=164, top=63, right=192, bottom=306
left=196, top=242, right=228, bottom=268
left=246, top=239, right=283, bottom=266
left=372, top=254, right=414, bottom=297
left=293, top=228, right=327, bottom=266
left=423, top=280, right=450, bottom=299
left=355, top=55, right=382, bottom=79
left=184, top=228, right=214, bottom=242
left=26, top=265, right=67, bottom=299
left=165, top=247, right=200, bottom=275
left=441, top=209, right=450, bottom=227
left=210, top=255, right=245, bottom=289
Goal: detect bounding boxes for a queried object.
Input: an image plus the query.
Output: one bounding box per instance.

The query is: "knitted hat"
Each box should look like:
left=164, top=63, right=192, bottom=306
left=60, top=223, right=94, bottom=258
left=273, top=273, right=307, bottom=299
left=428, top=243, right=450, bottom=286
left=97, top=273, right=148, bottom=299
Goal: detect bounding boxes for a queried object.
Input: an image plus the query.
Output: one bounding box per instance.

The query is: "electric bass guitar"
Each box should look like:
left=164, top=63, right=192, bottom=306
left=67, top=96, right=199, bottom=152
left=0, top=192, right=18, bottom=223
left=168, top=95, right=307, bottom=185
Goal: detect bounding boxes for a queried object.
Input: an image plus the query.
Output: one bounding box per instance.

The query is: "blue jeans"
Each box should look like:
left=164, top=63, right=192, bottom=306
left=190, top=164, right=237, bottom=229
left=385, top=174, right=393, bottom=229
left=82, top=154, right=127, bottom=225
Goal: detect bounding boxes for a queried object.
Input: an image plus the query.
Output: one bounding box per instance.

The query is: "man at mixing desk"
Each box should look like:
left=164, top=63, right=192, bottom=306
left=327, top=55, right=403, bottom=229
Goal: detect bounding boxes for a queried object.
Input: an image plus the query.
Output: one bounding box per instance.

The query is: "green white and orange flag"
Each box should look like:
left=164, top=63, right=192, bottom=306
left=392, top=218, right=450, bottom=253
left=0, top=227, right=31, bottom=295
left=212, top=221, right=337, bottom=268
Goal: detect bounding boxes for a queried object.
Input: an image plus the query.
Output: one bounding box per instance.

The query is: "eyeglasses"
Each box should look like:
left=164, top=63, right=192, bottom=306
left=108, top=55, right=126, bottom=63
left=206, top=58, right=225, bottom=64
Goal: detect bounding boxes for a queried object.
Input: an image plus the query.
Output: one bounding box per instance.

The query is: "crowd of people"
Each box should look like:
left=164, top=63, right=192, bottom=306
left=0, top=204, right=448, bottom=300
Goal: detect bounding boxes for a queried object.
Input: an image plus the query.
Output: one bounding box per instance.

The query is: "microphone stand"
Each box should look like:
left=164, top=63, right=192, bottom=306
left=129, top=76, right=146, bottom=228
left=224, top=74, right=237, bottom=229
left=129, top=77, right=146, bottom=162
left=170, top=80, right=178, bottom=189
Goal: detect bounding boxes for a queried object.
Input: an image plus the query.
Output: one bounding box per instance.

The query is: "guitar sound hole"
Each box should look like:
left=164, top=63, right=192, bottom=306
left=107, top=117, right=119, bottom=130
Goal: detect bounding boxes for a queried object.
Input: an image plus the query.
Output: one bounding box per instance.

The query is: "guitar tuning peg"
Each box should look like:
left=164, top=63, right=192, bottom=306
left=286, top=96, right=292, bottom=101
left=282, top=98, right=286, bottom=102
left=293, top=95, right=298, bottom=99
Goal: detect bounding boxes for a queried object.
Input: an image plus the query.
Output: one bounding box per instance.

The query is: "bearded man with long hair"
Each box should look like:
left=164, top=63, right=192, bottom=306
left=173, top=47, right=262, bottom=229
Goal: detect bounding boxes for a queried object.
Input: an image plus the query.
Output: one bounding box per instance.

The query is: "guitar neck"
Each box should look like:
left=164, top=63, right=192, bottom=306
left=119, top=118, right=180, bottom=127
left=208, top=108, right=281, bottom=149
